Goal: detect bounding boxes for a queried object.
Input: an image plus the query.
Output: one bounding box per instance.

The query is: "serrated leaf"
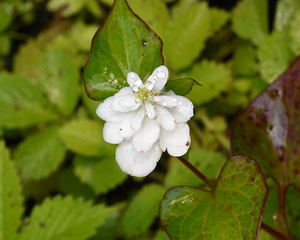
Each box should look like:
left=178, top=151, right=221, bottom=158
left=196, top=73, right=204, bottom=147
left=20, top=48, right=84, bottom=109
left=164, top=78, right=200, bottom=96
left=257, top=31, right=295, bottom=83
left=230, top=56, right=300, bottom=190
left=187, top=60, right=231, bottom=104
left=127, top=0, right=169, bottom=40
left=232, top=0, right=268, bottom=45
left=122, top=183, right=165, bottom=237
left=59, top=119, right=113, bottom=156
left=84, top=0, right=163, bottom=100
left=0, top=73, right=58, bottom=129
left=14, top=125, right=67, bottom=180
left=74, top=155, right=127, bottom=195
left=164, top=1, right=210, bottom=70
left=160, top=156, right=268, bottom=240
left=0, top=140, right=23, bottom=240
left=165, top=149, right=226, bottom=189
left=36, top=48, right=80, bottom=116
left=209, top=8, right=230, bottom=36
left=290, top=9, right=300, bottom=56
left=17, top=195, right=117, bottom=240
left=274, top=0, right=300, bottom=32
left=233, top=41, right=257, bottom=76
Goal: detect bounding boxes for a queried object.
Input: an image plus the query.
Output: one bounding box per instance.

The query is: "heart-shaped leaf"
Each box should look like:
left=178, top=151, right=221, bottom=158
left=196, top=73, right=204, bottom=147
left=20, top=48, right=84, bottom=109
left=230, top=56, right=300, bottom=190
left=160, top=155, right=268, bottom=240
left=83, top=0, right=163, bottom=100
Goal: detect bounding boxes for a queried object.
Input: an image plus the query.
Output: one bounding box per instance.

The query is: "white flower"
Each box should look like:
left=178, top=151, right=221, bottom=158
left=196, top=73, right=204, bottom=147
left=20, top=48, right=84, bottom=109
left=96, top=65, right=194, bottom=177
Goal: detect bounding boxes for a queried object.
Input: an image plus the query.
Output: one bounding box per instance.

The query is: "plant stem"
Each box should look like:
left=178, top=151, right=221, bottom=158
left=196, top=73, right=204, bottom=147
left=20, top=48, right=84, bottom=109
left=261, top=223, right=290, bottom=240
left=177, top=156, right=215, bottom=189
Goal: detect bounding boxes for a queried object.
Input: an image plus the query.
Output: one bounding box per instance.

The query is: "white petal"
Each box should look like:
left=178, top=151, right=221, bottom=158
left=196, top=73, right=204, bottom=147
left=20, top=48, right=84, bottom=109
left=168, top=96, right=194, bottom=123
left=118, top=95, right=137, bottom=108
left=116, top=140, right=162, bottom=177
left=165, top=135, right=191, bottom=156
left=147, top=66, right=169, bottom=92
left=119, top=111, right=137, bottom=138
left=161, top=123, right=190, bottom=147
left=127, top=72, right=143, bottom=92
left=145, top=102, right=156, bottom=119
left=111, top=95, right=137, bottom=112
left=132, top=129, right=153, bottom=153
left=155, top=105, right=175, bottom=131
left=154, top=95, right=178, bottom=108
left=115, top=87, right=133, bottom=97
left=103, top=122, right=123, bottom=144
left=131, top=106, right=145, bottom=131
left=141, top=117, right=160, bottom=144
left=96, top=97, right=126, bottom=122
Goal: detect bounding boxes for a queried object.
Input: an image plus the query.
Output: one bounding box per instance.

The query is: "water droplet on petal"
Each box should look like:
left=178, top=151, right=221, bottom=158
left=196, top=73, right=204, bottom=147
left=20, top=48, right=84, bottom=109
left=153, top=76, right=157, bottom=79
left=130, top=73, right=135, bottom=78
left=162, top=102, right=167, bottom=106
left=157, top=72, right=166, bottom=79
left=158, top=68, right=162, bottom=72
left=179, top=101, right=183, bottom=106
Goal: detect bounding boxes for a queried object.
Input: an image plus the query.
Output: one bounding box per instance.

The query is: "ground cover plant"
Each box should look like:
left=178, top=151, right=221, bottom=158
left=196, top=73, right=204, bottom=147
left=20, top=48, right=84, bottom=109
left=0, top=0, right=300, bottom=239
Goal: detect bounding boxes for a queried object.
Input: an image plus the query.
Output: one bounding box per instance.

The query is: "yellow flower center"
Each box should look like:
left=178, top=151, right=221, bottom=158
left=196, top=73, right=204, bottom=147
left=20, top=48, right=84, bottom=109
left=134, top=87, right=159, bottom=103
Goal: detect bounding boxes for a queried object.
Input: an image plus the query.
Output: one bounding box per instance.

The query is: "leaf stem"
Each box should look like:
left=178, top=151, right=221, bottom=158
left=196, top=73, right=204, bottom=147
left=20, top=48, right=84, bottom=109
left=177, top=156, right=215, bottom=189
left=260, top=223, right=290, bottom=240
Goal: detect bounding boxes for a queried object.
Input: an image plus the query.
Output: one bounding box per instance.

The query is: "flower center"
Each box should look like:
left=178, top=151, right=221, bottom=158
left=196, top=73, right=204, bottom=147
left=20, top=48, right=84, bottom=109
left=134, top=87, right=158, bottom=103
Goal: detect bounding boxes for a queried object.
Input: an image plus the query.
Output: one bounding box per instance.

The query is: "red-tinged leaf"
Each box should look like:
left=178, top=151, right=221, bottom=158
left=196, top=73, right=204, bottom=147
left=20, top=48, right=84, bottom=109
left=83, top=0, right=163, bottom=100
left=230, top=55, right=300, bottom=190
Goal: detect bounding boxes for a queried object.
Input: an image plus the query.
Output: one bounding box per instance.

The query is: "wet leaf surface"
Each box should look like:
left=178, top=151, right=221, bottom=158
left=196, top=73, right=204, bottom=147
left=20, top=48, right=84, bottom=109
left=230, top=56, right=300, bottom=189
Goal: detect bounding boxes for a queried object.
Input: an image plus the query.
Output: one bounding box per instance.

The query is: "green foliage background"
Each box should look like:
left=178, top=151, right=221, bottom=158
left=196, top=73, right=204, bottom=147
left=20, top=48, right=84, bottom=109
left=0, top=0, right=300, bottom=239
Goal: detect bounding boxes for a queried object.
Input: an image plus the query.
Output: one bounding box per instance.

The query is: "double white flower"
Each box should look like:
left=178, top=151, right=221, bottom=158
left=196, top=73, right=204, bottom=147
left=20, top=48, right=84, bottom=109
left=96, top=66, right=194, bottom=177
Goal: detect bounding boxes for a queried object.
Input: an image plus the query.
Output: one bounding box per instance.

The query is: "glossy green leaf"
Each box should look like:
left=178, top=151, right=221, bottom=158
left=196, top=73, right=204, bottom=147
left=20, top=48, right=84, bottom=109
left=290, top=9, right=300, bottom=56
left=274, top=0, right=300, bottom=32
left=0, top=73, right=58, bottom=129
left=164, top=78, right=200, bottom=96
left=0, top=141, right=23, bottom=240
left=59, top=119, right=113, bottom=157
left=187, top=60, right=231, bottom=104
left=257, top=31, right=295, bottom=83
left=163, top=1, right=210, bottom=70
left=232, top=0, right=268, bottom=45
left=165, top=149, right=226, bottom=189
left=14, top=125, right=67, bottom=180
left=160, top=156, right=268, bottom=240
left=17, top=195, right=117, bottom=240
left=74, top=155, right=127, bottom=195
left=36, top=48, right=80, bottom=116
left=84, top=0, right=163, bottom=100
left=230, top=56, right=300, bottom=189
left=122, top=184, right=165, bottom=237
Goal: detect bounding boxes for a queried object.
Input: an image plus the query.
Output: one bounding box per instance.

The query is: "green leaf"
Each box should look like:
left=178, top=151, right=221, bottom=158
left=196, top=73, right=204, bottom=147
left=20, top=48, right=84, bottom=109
left=286, top=186, right=300, bottom=239
left=187, top=60, right=231, bottom=104
left=36, top=48, right=80, bottom=116
left=17, top=195, right=117, bottom=240
left=232, top=41, right=257, bottom=76
left=14, top=125, right=67, bottom=180
left=59, top=119, right=113, bottom=156
left=164, top=78, right=200, bottom=96
left=257, top=31, right=295, bottom=83
left=0, top=4, right=13, bottom=32
left=46, top=0, right=86, bottom=17
left=160, top=156, right=268, bottom=240
left=0, top=34, right=11, bottom=55
left=164, top=1, right=210, bottom=70
left=165, top=149, right=226, bottom=189
left=230, top=56, right=300, bottom=190
left=209, top=8, right=230, bottom=36
left=0, top=140, right=23, bottom=240
left=84, top=0, right=163, bottom=100
left=290, top=9, right=300, bottom=56
left=274, top=0, right=300, bottom=32
left=122, top=183, right=165, bottom=237
left=0, top=73, right=58, bottom=129
left=232, top=0, right=268, bottom=45
left=127, top=0, right=169, bottom=41
left=59, top=168, right=96, bottom=199
left=74, top=155, right=127, bottom=195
